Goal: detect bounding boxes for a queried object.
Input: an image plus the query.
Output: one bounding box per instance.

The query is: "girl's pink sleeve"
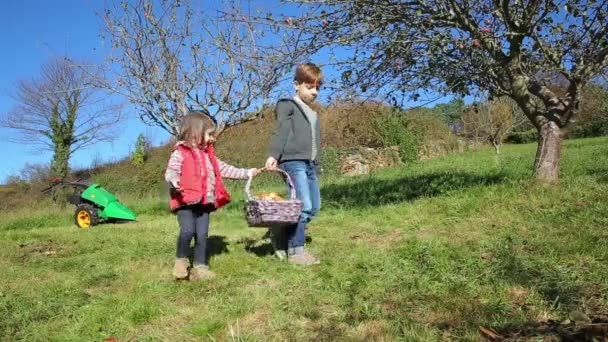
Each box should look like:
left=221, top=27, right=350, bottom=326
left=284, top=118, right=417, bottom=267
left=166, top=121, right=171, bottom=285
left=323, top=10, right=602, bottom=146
left=217, top=158, right=252, bottom=179
left=165, top=150, right=183, bottom=186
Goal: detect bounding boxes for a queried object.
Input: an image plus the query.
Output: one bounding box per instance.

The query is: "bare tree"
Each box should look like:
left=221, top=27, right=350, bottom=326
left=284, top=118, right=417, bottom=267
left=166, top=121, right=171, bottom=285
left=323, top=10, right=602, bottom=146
left=96, top=0, right=300, bottom=137
left=462, top=97, right=527, bottom=153
left=1, top=58, right=123, bottom=178
left=254, top=0, right=608, bottom=183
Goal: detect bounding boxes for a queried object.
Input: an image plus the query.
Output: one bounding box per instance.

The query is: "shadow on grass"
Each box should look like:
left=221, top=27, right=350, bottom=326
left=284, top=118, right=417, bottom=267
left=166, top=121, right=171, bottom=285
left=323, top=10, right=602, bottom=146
left=480, top=237, right=608, bottom=340
left=395, top=236, right=600, bottom=339
left=490, top=237, right=584, bottom=309
left=322, top=171, right=506, bottom=208
left=187, top=235, right=230, bottom=263
left=239, top=229, right=313, bottom=258
left=207, top=235, right=229, bottom=257
left=584, top=167, right=608, bottom=183
left=243, top=237, right=275, bottom=257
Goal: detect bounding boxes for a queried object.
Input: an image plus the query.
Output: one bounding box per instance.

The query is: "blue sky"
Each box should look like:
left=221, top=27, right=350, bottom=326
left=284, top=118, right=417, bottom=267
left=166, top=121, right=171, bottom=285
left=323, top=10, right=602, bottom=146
left=0, top=0, right=170, bottom=183
left=0, top=0, right=327, bottom=183
left=0, top=0, right=457, bottom=184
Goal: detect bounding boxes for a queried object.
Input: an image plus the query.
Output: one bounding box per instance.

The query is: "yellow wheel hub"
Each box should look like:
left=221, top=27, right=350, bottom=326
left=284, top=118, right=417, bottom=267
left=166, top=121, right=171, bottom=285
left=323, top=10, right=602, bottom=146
left=77, top=210, right=91, bottom=228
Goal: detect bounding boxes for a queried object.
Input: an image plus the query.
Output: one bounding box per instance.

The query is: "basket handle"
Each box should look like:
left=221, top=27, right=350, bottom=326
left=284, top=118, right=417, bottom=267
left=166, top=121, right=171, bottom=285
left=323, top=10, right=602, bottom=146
left=245, top=167, right=297, bottom=201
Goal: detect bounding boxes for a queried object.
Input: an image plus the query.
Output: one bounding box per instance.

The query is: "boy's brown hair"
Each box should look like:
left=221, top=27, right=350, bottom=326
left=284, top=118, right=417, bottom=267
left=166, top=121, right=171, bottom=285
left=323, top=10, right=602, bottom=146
left=178, top=111, right=217, bottom=147
left=294, top=63, right=323, bottom=87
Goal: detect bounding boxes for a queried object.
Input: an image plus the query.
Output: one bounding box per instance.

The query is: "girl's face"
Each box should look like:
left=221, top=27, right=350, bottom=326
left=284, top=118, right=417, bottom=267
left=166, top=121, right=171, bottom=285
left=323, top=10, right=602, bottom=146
left=295, top=81, right=320, bottom=104
left=203, top=127, right=216, bottom=145
left=191, top=128, right=216, bottom=147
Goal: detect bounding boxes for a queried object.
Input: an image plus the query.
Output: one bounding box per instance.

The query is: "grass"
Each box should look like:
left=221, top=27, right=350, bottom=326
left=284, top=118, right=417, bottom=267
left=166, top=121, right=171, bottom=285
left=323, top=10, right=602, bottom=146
left=1, top=137, right=607, bottom=341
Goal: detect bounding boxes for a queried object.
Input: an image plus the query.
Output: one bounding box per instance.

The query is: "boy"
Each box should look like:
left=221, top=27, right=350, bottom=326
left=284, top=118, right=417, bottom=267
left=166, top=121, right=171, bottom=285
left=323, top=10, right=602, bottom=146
left=265, top=63, right=323, bottom=266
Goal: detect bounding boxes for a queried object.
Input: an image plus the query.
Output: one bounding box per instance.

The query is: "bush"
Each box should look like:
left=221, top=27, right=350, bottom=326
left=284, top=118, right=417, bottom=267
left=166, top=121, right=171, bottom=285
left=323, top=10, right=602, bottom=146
left=397, top=134, right=419, bottom=163
left=403, top=108, right=459, bottom=159
left=320, top=101, right=386, bottom=148
left=130, top=134, right=149, bottom=167
left=318, top=148, right=341, bottom=176
left=202, top=100, right=463, bottom=177
left=507, top=129, right=538, bottom=144
left=569, top=121, right=608, bottom=138
left=371, top=108, right=420, bottom=163
left=568, top=84, right=608, bottom=138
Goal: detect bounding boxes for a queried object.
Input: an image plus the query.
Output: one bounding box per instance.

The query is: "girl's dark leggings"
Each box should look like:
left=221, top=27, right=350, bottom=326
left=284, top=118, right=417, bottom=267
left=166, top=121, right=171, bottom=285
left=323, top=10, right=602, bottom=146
left=176, top=204, right=212, bottom=266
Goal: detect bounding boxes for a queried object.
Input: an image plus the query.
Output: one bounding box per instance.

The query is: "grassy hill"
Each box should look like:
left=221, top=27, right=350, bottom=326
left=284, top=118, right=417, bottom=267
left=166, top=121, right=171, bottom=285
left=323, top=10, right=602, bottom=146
left=1, top=137, right=607, bottom=341
left=0, top=102, right=459, bottom=211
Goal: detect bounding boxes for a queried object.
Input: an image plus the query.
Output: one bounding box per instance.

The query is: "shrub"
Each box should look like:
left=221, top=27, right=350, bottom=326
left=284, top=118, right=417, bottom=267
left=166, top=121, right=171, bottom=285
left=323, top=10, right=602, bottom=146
left=130, top=134, right=149, bottom=167
left=397, top=134, right=419, bottom=163
left=507, top=129, right=538, bottom=144
left=318, top=148, right=341, bottom=176
left=569, top=121, right=608, bottom=138
left=320, top=101, right=386, bottom=148
left=371, top=109, right=420, bottom=163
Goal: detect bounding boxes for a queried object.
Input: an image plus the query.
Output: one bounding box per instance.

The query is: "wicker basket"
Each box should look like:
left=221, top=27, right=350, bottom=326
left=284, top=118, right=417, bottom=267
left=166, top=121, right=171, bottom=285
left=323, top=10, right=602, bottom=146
left=245, top=168, right=303, bottom=227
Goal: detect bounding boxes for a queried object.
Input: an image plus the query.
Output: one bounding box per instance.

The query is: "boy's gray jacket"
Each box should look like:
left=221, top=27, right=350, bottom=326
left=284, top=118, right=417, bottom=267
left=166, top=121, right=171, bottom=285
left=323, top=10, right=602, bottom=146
left=268, top=99, right=321, bottom=162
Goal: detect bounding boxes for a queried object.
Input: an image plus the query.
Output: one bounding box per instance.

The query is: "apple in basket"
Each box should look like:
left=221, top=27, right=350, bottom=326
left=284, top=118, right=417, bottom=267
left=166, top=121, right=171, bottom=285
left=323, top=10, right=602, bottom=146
left=258, top=192, right=284, bottom=200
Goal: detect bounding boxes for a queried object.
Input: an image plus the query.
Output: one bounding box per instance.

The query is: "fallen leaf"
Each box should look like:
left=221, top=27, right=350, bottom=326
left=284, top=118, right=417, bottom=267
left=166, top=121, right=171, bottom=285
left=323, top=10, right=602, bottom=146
left=479, top=326, right=502, bottom=340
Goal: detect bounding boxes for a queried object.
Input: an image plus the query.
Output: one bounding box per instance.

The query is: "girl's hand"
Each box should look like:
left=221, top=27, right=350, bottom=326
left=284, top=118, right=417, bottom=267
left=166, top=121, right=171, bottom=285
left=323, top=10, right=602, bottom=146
left=169, top=181, right=181, bottom=194
left=249, top=168, right=261, bottom=177
left=265, top=157, right=278, bottom=169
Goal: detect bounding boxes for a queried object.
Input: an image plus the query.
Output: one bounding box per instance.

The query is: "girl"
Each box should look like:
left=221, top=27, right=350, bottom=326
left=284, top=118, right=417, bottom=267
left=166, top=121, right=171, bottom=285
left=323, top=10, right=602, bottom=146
left=165, top=112, right=257, bottom=281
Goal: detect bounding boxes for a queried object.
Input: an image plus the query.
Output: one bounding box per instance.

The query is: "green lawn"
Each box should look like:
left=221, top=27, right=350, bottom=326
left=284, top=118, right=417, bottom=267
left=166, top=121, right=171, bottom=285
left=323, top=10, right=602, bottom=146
left=1, top=138, right=607, bottom=341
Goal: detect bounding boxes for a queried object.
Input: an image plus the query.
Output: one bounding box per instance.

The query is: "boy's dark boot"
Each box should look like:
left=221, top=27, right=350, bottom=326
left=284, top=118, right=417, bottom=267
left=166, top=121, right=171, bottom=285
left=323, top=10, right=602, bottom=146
left=270, top=225, right=288, bottom=260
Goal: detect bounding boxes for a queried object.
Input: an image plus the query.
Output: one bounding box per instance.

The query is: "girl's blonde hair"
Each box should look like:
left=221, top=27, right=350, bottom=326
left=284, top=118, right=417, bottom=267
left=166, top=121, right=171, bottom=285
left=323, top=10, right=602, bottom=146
left=178, top=112, right=216, bottom=147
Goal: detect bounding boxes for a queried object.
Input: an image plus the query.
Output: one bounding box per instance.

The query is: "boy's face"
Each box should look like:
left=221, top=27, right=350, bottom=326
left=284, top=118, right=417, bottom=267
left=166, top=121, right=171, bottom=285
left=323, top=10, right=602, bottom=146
left=295, top=81, right=320, bottom=104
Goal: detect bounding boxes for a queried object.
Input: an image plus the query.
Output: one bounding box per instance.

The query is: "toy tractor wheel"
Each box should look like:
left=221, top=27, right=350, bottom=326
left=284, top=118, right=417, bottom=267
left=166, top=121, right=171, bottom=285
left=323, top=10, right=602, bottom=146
left=74, top=204, right=98, bottom=229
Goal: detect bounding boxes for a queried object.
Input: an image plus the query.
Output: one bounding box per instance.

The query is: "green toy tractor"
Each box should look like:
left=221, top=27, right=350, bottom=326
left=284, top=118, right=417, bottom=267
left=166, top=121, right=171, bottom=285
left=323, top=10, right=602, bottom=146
left=42, top=178, right=137, bottom=229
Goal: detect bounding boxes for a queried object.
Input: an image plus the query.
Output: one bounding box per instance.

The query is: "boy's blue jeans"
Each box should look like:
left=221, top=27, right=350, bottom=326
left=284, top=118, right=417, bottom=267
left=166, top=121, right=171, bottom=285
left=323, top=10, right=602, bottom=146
left=278, top=160, right=321, bottom=254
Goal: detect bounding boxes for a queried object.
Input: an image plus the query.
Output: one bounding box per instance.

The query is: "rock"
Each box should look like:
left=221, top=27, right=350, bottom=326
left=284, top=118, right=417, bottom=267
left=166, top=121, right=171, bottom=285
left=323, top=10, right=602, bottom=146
left=338, top=147, right=402, bottom=176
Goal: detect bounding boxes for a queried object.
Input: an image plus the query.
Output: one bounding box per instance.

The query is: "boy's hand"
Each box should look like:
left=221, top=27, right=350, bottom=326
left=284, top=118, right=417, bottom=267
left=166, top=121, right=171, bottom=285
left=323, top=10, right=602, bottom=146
left=265, top=157, right=278, bottom=169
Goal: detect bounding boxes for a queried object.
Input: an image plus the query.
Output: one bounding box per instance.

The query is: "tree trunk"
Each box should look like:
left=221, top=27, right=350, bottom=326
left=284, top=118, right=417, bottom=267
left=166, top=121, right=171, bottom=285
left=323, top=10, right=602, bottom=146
left=51, top=142, right=70, bottom=178
left=533, top=121, right=561, bottom=184
left=492, top=140, right=501, bottom=154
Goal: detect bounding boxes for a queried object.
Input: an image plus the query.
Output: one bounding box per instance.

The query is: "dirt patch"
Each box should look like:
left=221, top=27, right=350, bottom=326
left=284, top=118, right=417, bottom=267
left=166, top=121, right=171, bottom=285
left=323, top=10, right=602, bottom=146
left=17, top=240, right=67, bottom=260
left=589, top=285, right=607, bottom=310
left=507, top=287, right=530, bottom=307
left=348, top=320, right=394, bottom=341
left=308, top=319, right=348, bottom=341
left=233, top=310, right=271, bottom=338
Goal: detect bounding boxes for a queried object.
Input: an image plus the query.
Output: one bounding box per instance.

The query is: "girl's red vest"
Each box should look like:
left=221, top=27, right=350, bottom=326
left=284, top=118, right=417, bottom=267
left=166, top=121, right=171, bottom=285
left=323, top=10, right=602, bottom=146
left=169, top=144, right=231, bottom=211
